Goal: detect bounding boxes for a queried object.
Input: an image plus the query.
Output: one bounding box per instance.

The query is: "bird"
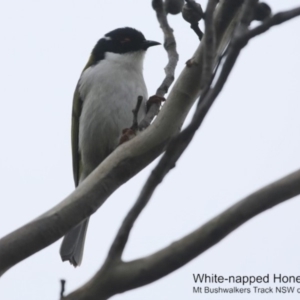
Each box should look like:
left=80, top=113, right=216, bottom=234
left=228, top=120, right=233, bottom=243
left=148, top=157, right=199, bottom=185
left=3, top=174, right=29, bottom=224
left=59, top=27, right=160, bottom=267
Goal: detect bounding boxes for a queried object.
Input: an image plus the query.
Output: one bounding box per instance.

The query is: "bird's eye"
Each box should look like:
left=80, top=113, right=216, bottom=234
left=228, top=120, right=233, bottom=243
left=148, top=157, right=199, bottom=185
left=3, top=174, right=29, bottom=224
left=120, top=37, right=131, bottom=44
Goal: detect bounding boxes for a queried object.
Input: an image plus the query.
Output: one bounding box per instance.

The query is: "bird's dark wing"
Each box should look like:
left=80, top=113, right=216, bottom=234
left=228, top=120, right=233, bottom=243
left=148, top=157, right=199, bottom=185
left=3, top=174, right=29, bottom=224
left=71, top=55, right=95, bottom=187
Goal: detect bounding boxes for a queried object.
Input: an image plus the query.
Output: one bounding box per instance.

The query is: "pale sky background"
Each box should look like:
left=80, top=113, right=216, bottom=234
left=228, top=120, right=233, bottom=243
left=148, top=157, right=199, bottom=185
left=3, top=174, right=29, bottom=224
left=0, top=1, right=300, bottom=299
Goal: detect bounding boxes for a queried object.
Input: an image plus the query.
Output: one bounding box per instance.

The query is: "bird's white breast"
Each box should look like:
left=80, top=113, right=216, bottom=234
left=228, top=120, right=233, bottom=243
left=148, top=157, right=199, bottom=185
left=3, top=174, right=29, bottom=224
left=78, top=51, right=147, bottom=179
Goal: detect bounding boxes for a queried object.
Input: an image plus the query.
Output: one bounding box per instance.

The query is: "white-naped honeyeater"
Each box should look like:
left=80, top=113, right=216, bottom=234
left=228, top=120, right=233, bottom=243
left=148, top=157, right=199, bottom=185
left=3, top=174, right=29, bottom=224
left=60, top=27, right=160, bottom=267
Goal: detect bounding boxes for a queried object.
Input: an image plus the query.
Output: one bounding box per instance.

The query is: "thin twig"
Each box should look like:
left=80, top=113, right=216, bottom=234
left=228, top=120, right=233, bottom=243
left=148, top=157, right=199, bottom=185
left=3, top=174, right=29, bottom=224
left=183, top=0, right=204, bottom=40
left=138, top=0, right=179, bottom=130
left=210, top=45, right=229, bottom=84
left=245, top=6, right=300, bottom=40
left=237, top=0, right=259, bottom=36
left=60, top=280, right=66, bottom=299
left=119, top=96, right=143, bottom=144
left=153, top=0, right=178, bottom=97
left=190, top=23, right=203, bottom=41
left=131, top=96, right=143, bottom=131
left=201, top=0, right=219, bottom=88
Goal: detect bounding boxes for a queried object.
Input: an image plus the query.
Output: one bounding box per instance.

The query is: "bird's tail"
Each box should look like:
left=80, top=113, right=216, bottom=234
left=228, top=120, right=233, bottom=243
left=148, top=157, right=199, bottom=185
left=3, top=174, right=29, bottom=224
left=60, top=218, right=89, bottom=267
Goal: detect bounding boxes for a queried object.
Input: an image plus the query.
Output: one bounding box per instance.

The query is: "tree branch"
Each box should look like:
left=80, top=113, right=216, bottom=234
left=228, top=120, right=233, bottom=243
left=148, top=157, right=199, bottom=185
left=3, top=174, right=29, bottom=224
left=123, top=169, right=300, bottom=290
left=201, top=0, right=218, bottom=88
left=60, top=279, right=66, bottom=299
left=0, top=0, right=248, bottom=277
left=245, top=6, right=300, bottom=40
left=131, top=96, right=143, bottom=131
left=182, top=0, right=204, bottom=40
left=139, top=0, right=179, bottom=130
left=64, top=169, right=300, bottom=299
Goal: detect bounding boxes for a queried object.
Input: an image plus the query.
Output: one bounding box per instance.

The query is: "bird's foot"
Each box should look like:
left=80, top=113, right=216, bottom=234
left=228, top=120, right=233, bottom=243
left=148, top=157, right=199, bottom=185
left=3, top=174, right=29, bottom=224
left=119, top=128, right=137, bottom=145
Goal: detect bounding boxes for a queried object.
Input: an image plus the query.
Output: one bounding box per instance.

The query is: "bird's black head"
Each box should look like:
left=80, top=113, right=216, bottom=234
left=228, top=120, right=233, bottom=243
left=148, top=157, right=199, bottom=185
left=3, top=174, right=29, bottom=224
left=91, top=27, right=160, bottom=65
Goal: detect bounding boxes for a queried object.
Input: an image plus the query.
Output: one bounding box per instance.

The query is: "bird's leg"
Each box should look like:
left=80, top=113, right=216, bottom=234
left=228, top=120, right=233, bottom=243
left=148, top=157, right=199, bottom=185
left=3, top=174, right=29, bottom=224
left=119, top=96, right=144, bottom=145
left=132, top=96, right=143, bottom=130
left=119, top=95, right=166, bottom=145
left=119, top=127, right=137, bottom=144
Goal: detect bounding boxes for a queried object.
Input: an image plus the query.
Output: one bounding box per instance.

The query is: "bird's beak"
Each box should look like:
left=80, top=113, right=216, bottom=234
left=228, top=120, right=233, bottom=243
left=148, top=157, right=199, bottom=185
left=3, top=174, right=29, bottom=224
left=143, top=40, right=161, bottom=50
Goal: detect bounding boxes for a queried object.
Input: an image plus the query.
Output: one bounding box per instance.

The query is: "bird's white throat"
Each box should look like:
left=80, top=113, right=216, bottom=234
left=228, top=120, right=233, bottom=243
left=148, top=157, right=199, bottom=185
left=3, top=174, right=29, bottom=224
left=104, top=50, right=146, bottom=71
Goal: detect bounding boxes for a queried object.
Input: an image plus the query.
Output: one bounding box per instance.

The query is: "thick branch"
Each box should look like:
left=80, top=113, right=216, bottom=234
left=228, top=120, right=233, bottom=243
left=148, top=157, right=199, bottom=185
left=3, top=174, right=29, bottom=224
left=64, top=169, right=300, bottom=299
left=0, top=0, right=246, bottom=276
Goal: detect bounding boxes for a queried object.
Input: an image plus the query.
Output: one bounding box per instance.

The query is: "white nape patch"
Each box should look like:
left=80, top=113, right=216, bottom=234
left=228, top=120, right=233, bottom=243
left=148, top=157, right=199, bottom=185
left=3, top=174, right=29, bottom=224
left=103, top=36, right=111, bottom=40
